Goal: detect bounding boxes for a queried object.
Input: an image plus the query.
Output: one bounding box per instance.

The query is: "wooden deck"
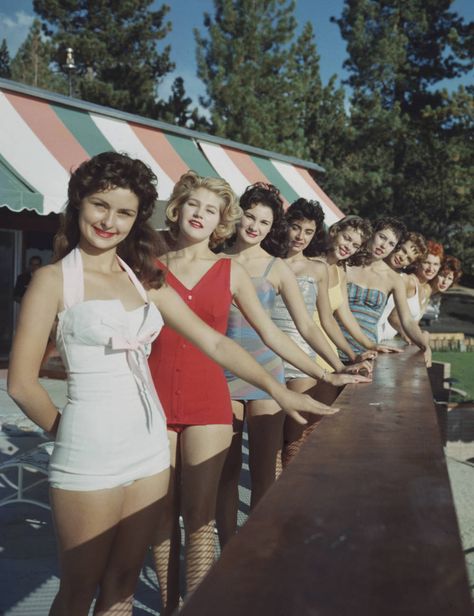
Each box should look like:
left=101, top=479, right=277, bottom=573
left=181, top=347, right=472, bottom=615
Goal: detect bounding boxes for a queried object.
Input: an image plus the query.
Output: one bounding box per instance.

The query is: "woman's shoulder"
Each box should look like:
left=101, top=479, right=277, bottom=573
left=402, top=273, right=418, bottom=293
left=25, top=263, right=62, bottom=300
left=308, top=258, right=328, bottom=275
left=35, top=262, right=61, bottom=283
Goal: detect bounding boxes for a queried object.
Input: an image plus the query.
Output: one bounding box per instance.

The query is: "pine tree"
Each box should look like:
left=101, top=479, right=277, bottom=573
left=332, top=0, right=473, bottom=268
left=286, top=22, right=349, bottom=176
left=32, top=0, right=177, bottom=117
left=10, top=20, right=67, bottom=93
left=0, top=39, right=11, bottom=78
left=195, top=0, right=300, bottom=152
left=157, top=76, right=211, bottom=130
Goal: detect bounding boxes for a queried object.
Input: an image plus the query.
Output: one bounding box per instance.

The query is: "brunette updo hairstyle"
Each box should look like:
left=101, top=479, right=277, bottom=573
left=400, top=232, right=428, bottom=264
left=53, top=151, right=165, bottom=289
left=229, top=182, right=288, bottom=257
left=166, top=171, right=241, bottom=249
left=348, top=216, right=406, bottom=266
left=282, top=198, right=325, bottom=257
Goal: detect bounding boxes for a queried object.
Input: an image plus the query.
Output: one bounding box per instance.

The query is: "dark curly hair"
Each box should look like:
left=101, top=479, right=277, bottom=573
left=283, top=198, right=325, bottom=257
left=224, top=182, right=288, bottom=257
left=348, top=216, right=407, bottom=266
left=53, top=151, right=165, bottom=289
left=314, top=215, right=372, bottom=264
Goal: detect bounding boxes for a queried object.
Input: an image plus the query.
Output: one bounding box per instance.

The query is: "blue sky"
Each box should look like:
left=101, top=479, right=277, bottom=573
left=1, top=0, right=472, bottom=106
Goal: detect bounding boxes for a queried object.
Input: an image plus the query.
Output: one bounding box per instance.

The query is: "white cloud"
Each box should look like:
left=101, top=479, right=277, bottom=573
left=0, top=10, right=35, bottom=56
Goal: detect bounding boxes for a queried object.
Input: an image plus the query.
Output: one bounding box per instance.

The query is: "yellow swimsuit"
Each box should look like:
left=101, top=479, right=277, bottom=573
left=313, top=263, right=344, bottom=373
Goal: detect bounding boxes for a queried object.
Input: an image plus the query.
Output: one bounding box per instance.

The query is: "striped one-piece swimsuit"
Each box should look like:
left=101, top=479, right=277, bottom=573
left=338, top=282, right=387, bottom=359
left=225, top=258, right=285, bottom=400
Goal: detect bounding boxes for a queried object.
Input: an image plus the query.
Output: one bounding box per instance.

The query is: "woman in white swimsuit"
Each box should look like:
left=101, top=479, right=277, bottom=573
left=8, top=152, right=341, bottom=616
left=377, top=232, right=428, bottom=342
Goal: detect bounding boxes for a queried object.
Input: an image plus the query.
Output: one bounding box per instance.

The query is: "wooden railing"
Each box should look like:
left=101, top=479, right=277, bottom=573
left=181, top=347, right=472, bottom=616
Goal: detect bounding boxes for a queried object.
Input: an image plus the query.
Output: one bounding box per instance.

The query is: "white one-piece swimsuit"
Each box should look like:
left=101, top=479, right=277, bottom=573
left=48, top=248, right=170, bottom=491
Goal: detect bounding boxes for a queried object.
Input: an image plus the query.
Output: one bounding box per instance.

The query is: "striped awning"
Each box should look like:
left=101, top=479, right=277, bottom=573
left=199, top=141, right=342, bottom=225
left=0, top=79, right=344, bottom=224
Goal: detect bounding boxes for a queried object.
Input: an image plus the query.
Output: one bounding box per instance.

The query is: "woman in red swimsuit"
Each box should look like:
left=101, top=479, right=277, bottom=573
left=148, top=171, right=367, bottom=612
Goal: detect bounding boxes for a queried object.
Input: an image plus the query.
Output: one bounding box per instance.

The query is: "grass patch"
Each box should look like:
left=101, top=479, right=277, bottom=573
left=432, top=351, right=474, bottom=400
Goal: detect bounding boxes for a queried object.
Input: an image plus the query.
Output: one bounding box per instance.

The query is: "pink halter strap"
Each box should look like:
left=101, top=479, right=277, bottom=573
left=61, top=247, right=148, bottom=309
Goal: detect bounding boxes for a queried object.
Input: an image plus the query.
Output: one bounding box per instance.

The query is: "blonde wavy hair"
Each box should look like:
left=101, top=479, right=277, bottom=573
left=166, top=171, right=242, bottom=248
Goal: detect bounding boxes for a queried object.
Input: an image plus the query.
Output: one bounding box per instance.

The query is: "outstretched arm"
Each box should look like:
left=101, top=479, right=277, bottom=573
left=313, top=265, right=369, bottom=365
left=152, top=284, right=342, bottom=424
left=8, top=266, right=61, bottom=435
left=276, top=262, right=352, bottom=372
left=392, top=276, right=431, bottom=365
left=334, top=269, right=402, bottom=355
left=230, top=262, right=369, bottom=386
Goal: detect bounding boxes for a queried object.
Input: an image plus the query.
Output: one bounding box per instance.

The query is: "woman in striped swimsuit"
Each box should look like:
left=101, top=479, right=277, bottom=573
left=341, top=218, right=431, bottom=364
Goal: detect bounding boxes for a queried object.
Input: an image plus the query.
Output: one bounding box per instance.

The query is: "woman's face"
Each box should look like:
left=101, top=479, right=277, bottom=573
left=287, top=217, right=317, bottom=254
left=370, top=227, right=399, bottom=260
left=178, top=187, right=223, bottom=243
left=419, top=253, right=442, bottom=281
left=78, top=187, right=139, bottom=251
left=331, top=226, right=363, bottom=261
left=435, top=269, right=454, bottom=293
left=387, top=240, right=420, bottom=270
left=237, top=203, right=274, bottom=246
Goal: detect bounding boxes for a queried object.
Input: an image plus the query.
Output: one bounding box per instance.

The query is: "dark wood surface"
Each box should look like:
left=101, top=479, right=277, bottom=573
left=181, top=347, right=472, bottom=615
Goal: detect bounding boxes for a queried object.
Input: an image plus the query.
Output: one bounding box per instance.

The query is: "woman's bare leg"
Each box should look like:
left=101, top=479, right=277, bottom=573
left=152, top=431, right=181, bottom=615
left=49, top=469, right=169, bottom=616
left=246, top=398, right=285, bottom=509
left=282, top=376, right=322, bottom=467
left=94, top=471, right=170, bottom=615
left=215, top=401, right=245, bottom=548
left=180, top=424, right=232, bottom=596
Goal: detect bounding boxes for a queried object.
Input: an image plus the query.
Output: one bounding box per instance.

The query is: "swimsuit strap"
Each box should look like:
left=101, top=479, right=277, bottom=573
left=262, top=257, right=277, bottom=278
left=116, top=255, right=148, bottom=303
left=61, top=248, right=84, bottom=309
left=61, top=247, right=148, bottom=309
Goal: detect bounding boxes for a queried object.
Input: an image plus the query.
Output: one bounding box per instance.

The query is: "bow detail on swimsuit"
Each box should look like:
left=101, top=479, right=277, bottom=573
left=109, top=329, right=165, bottom=431
left=110, top=331, right=157, bottom=353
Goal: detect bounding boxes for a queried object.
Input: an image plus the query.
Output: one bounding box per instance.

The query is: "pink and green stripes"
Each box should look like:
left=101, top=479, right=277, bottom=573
left=198, top=141, right=343, bottom=224
left=0, top=87, right=215, bottom=213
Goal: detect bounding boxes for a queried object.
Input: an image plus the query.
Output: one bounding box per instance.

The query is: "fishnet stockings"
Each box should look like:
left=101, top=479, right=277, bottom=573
left=152, top=522, right=181, bottom=615
left=282, top=418, right=322, bottom=468
left=185, top=523, right=217, bottom=595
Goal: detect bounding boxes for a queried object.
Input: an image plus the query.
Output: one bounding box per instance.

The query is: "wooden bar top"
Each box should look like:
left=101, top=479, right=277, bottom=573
left=181, top=347, right=473, bottom=616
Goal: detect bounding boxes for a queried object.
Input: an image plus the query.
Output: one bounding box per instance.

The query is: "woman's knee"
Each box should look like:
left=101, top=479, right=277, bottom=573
left=182, top=497, right=217, bottom=532
left=99, top=562, right=142, bottom=599
left=53, top=578, right=98, bottom=614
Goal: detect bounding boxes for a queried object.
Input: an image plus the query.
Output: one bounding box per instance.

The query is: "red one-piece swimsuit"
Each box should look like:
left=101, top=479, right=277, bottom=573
left=148, top=258, right=233, bottom=429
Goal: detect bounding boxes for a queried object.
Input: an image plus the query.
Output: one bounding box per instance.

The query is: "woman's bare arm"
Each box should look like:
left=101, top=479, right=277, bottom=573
left=151, top=284, right=343, bottom=424
left=230, top=262, right=369, bottom=386
left=334, top=268, right=402, bottom=354
left=313, top=264, right=363, bottom=364
left=392, top=275, right=431, bottom=365
left=8, top=266, right=62, bottom=435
